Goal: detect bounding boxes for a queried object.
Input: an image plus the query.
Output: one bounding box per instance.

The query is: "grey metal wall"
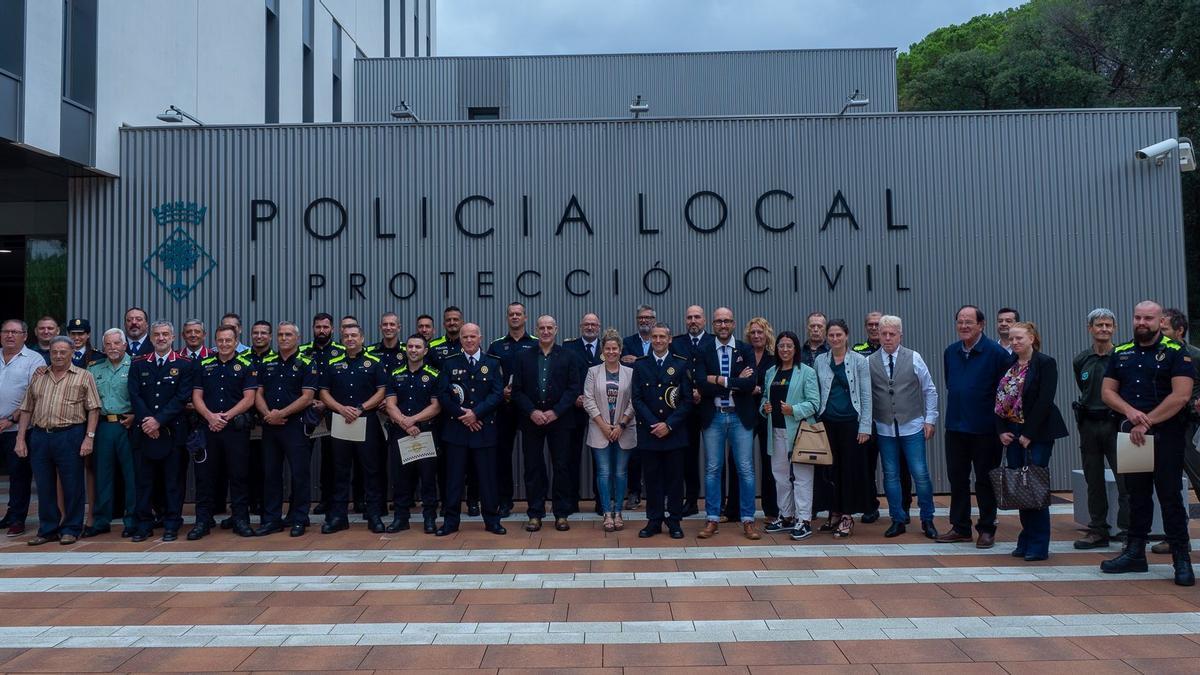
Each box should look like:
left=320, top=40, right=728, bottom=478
left=354, top=49, right=898, bottom=121
left=67, top=108, right=1185, bottom=493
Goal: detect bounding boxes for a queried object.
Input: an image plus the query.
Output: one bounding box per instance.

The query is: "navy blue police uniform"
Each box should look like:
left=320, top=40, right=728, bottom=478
left=435, top=350, right=505, bottom=535
left=191, top=352, right=258, bottom=537
left=366, top=340, right=406, bottom=372
left=631, top=350, right=694, bottom=537
left=67, top=318, right=103, bottom=368
left=511, top=344, right=582, bottom=523
left=427, top=335, right=462, bottom=370
left=319, top=349, right=387, bottom=530
left=486, top=332, right=537, bottom=514
left=620, top=333, right=654, bottom=505
left=299, top=338, right=346, bottom=514
left=257, top=350, right=320, bottom=532
left=127, top=350, right=193, bottom=540
left=384, top=361, right=443, bottom=532
left=670, top=331, right=714, bottom=514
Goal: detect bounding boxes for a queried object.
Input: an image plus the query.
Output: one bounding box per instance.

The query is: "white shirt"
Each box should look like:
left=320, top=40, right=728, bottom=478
left=0, top=347, right=44, bottom=431
left=874, top=346, right=940, bottom=437
left=463, top=350, right=482, bottom=365
left=127, top=336, right=147, bottom=352
left=640, top=338, right=651, bottom=355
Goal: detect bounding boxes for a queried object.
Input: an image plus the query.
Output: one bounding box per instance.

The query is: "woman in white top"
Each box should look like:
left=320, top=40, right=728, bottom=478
left=582, top=329, right=637, bottom=532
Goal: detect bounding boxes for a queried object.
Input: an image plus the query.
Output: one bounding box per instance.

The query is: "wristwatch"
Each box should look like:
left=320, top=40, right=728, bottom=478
left=86, top=431, right=96, bottom=438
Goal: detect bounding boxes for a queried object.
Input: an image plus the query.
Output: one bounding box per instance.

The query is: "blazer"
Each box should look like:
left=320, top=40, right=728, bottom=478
left=813, top=351, right=874, bottom=436
left=621, top=333, right=652, bottom=359
left=511, top=344, right=582, bottom=428
left=436, top=351, right=504, bottom=448
left=993, top=350, right=1069, bottom=442
left=128, top=351, right=194, bottom=458
left=757, top=363, right=820, bottom=454
left=631, top=353, right=694, bottom=450
left=563, top=337, right=602, bottom=424
left=582, top=363, right=637, bottom=449
left=693, top=338, right=758, bottom=429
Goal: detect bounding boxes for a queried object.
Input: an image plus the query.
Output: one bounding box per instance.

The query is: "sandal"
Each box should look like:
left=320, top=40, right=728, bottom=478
left=832, top=515, right=854, bottom=538
left=819, top=514, right=840, bottom=532
left=602, top=514, right=615, bottom=533
left=613, top=513, right=624, bottom=531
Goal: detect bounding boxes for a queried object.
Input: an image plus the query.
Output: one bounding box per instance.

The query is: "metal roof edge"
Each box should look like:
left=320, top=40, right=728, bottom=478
left=353, top=47, right=899, bottom=62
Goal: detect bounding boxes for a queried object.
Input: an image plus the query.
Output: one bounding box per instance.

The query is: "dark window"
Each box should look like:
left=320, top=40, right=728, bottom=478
left=62, top=0, right=97, bottom=109
left=399, top=0, right=406, bottom=56
left=302, top=0, right=313, bottom=121
left=425, top=0, right=430, bottom=56
left=383, top=0, right=390, bottom=57
left=302, top=0, right=313, bottom=48
left=332, top=23, right=341, bottom=122
left=265, top=2, right=279, bottom=123
left=412, top=0, right=417, bottom=57
left=0, top=0, right=25, bottom=77
left=468, top=107, right=500, bottom=120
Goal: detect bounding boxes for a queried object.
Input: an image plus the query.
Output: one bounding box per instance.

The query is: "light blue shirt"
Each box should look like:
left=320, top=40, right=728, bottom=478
left=873, top=347, right=940, bottom=437
left=0, top=347, right=45, bottom=431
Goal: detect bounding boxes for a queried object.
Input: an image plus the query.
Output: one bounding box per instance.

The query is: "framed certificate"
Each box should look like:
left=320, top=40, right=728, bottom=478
left=396, top=431, right=437, bottom=464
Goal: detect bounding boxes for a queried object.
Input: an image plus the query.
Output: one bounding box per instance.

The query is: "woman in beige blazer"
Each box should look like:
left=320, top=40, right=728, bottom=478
left=582, top=329, right=637, bottom=532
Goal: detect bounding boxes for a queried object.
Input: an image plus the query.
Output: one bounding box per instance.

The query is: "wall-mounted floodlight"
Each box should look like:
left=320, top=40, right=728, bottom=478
left=838, top=89, right=870, bottom=115
left=390, top=101, right=420, bottom=122
left=156, top=105, right=204, bottom=125
left=1135, top=137, right=1196, bottom=172
left=630, top=94, right=649, bottom=119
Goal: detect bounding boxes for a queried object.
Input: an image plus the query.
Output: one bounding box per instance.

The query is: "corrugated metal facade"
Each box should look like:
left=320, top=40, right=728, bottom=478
left=68, top=109, right=1185, bottom=492
left=353, top=49, right=899, bottom=121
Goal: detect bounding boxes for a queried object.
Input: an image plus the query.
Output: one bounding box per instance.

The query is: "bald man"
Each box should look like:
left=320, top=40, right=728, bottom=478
left=671, top=305, right=713, bottom=516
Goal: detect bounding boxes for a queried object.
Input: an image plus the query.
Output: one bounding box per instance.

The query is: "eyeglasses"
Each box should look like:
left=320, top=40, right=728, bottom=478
left=712, top=319, right=733, bottom=325
left=0, top=330, right=25, bottom=335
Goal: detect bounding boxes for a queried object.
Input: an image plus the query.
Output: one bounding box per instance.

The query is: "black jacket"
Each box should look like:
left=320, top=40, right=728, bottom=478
left=693, top=338, right=758, bottom=429
left=995, top=351, right=1069, bottom=442
left=511, top=344, right=582, bottom=428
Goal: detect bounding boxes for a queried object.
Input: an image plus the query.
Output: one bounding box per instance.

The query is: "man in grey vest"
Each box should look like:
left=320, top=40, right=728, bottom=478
left=868, top=315, right=939, bottom=540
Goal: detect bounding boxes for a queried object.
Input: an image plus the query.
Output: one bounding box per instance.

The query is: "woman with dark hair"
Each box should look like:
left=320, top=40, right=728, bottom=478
left=759, top=331, right=820, bottom=540
left=813, top=319, right=875, bottom=538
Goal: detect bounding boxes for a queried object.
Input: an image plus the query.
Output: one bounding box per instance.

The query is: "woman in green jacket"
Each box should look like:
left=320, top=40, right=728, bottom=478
left=759, top=331, right=821, bottom=540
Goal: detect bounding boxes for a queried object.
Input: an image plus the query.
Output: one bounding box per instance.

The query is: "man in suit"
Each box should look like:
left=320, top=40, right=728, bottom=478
left=621, top=304, right=657, bottom=508
left=512, top=315, right=582, bottom=532
left=124, top=307, right=154, bottom=356
left=486, top=302, right=537, bottom=517
left=435, top=323, right=505, bottom=536
left=670, top=305, right=713, bottom=517
left=631, top=322, right=693, bottom=539
left=127, top=321, right=192, bottom=542
left=563, top=313, right=603, bottom=514
left=692, top=308, right=761, bottom=540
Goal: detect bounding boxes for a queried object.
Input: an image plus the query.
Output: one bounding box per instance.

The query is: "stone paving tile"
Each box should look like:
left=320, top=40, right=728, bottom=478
left=1122, top=656, right=1200, bottom=674
left=234, top=645, right=371, bottom=671
left=1067, top=634, right=1200, bottom=659
left=771, top=599, right=886, bottom=619
left=566, top=602, right=674, bottom=622
left=837, top=638, right=973, bottom=664
left=479, top=643, right=604, bottom=668
left=356, top=604, right=468, bottom=623
left=0, top=646, right=139, bottom=672
left=461, top=603, right=569, bottom=623
left=998, top=659, right=1138, bottom=674
left=601, top=642, right=726, bottom=666
left=119, top=646, right=256, bottom=672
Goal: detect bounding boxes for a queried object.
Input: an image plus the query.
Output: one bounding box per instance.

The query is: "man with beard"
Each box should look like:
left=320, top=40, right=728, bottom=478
left=671, top=305, right=713, bottom=517
left=563, top=313, right=603, bottom=514
left=300, top=313, right=343, bottom=516
left=486, top=302, right=536, bottom=517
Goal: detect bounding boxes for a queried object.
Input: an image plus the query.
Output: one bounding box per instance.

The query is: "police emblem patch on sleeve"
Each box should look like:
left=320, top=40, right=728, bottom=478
left=664, top=385, right=680, bottom=409
left=421, top=375, right=430, bottom=382
left=451, top=383, right=466, bottom=403
left=1081, top=371, right=1089, bottom=381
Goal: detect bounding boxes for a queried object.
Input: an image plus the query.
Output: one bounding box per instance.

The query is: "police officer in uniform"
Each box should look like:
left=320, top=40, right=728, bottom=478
left=318, top=324, right=387, bottom=533
left=66, top=319, right=103, bottom=367
left=487, top=302, right=537, bottom=517
left=243, top=320, right=274, bottom=520
left=427, top=306, right=464, bottom=368
left=188, top=325, right=258, bottom=540
left=383, top=334, right=443, bottom=534
left=127, top=321, right=192, bottom=542
left=299, top=313, right=344, bottom=515
left=367, top=312, right=405, bottom=371
left=1100, top=301, right=1195, bottom=586
left=435, top=322, right=506, bottom=536
left=254, top=321, right=318, bottom=537
left=852, top=311, right=910, bottom=525
left=632, top=322, right=694, bottom=539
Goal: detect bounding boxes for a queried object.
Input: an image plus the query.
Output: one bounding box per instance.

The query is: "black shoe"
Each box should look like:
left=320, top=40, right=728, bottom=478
left=313, top=503, right=328, bottom=515
left=289, top=523, right=307, bottom=537
left=131, top=531, right=150, bottom=542
left=423, top=515, right=437, bottom=534
left=1173, top=547, right=1196, bottom=587
left=680, top=501, right=699, bottom=517
left=321, top=517, right=349, bottom=534
left=0, top=515, right=12, bottom=528
left=486, top=523, right=507, bottom=535
left=498, top=505, right=513, bottom=519
left=1101, top=539, right=1148, bottom=574
left=186, top=525, right=209, bottom=541
left=638, top=524, right=661, bottom=538
left=861, top=509, right=880, bottom=524
left=386, top=516, right=410, bottom=533
left=232, top=521, right=256, bottom=538
left=354, top=502, right=366, bottom=515
left=368, top=516, right=386, bottom=534
left=162, top=529, right=178, bottom=542
left=468, top=503, right=481, bottom=517
left=121, top=528, right=133, bottom=539
left=668, top=523, right=685, bottom=539
left=1024, top=553, right=1049, bottom=562
left=884, top=522, right=906, bottom=538
left=435, top=525, right=458, bottom=537
left=255, top=522, right=284, bottom=537
left=217, top=517, right=232, bottom=530
left=81, top=524, right=110, bottom=538
left=921, top=520, right=938, bottom=540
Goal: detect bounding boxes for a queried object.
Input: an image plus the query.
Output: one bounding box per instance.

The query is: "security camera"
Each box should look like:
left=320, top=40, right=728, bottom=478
left=629, top=95, right=649, bottom=118
left=1134, top=138, right=1179, bottom=163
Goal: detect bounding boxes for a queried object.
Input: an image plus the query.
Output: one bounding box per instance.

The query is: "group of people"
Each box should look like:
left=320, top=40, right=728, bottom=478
left=0, top=299, right=1193, bottom=586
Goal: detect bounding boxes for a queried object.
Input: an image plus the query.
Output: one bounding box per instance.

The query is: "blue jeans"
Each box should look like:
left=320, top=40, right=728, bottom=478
left=877, top=431, right=935, bottom=523
left=703, top=410, right=756, bottom=522
left=591, top=442, right=630, bottom=513
left=1005, top=435, right=1053, bottom=557
left=28, top=425, right=87, bottom=538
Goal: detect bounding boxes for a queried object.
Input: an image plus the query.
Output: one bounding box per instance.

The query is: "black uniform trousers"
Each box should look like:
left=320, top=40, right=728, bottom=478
left=684, top=414, right=703, bottom=504
left=132, top=436, right=184, bottom=534
left=640, top=446, right=684, bottom=529
left=195, top=427, right=251, bottom=525
left=495, top=405, right=519, bottom=510
left=945, top=430, right=1002, bottom=536
left=1127, top=418, right=1190, bottom=546
left=442, top=443, right=500, bottom=530
left=389, top=428, right=438, bottom=518
left=328, top=420, right=385, bottom=520
left=262, top=420, right=312, bottom=526
left=521, top=419, right=575, bottom=519
left=566, top=421, right=596, bottom=513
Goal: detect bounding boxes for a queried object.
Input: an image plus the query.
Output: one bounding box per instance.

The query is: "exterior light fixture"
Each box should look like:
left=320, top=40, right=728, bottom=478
left=838, top=89, right=870, bottom=115
left=156, top=105, right=205, bottom=125
left=390, top=101, right=420, bottom=122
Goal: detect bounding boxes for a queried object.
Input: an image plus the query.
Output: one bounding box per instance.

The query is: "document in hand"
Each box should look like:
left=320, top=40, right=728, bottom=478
left=331, top=415, right=367, bottom=442
left=396, top=431, right=437, bottom=464
left=1116, top=431, right=1154, bottom=473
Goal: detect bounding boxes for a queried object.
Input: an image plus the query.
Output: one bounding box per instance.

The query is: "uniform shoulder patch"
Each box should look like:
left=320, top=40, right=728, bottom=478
left=423, top=365, right=440, bottom=378
left=236, top=354, right=254, bottom=367
left=491, top=336, right=506, bottom=343
left=1161, top=336, right=1183, bottom=350
left=390, top=366, right=405, bottom=377
left=262, top=353, right=279, bottom=364
left=297, top=355, right=312, bottom=366
left=200, top=356, right=218, bottom=366
left=364, top=351, right=382, bottom=363
left=328, top=354, right=346, bottom=365
left=298, top=342, right=312, bottom=353
left=429, top=336, right=447, bottom=347
left=1113, top=341, right=1135, bottom=353
left=331, top=341, right=346, bottom=350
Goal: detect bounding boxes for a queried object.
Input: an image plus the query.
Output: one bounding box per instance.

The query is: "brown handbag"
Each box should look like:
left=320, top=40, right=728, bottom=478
left=791, top=421, right=833, bottom=465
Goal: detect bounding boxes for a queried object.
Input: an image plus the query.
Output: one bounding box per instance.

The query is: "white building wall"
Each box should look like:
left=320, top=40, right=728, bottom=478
left=21, top=1, right=65, bottom=156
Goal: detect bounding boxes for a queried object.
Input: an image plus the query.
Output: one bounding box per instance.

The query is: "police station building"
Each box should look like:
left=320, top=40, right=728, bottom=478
left=7, top=37, right=1192, bottom=491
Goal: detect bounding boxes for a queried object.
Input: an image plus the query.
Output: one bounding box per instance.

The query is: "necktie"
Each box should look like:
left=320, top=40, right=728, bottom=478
left=692, top=336, right=699, bottom=347
left=157, top=356, right=165, bottom=368
left=75, top=351, right=83, bottom=361
left=586, top=343, right=594, bottom=359
left=718, top=345, right=732, bottom=406
left=132, top=341, right=140, bottom=353
left=469, top=355, right=477, bottom=367
left=657, top=358, right=664, bottom=368
left=888, top=353, right=895, bottom=379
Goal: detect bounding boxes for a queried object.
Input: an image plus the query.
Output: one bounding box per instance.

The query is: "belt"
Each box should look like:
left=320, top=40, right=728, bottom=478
left=716, top=406, right=737, bottom=413
left=33, top=423, right=84, bottom=434
left=103, top=414, right=130, bottom=423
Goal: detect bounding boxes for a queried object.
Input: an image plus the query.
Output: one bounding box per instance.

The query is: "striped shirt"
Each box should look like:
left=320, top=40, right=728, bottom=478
left=18, top=364, right=101, bottom=428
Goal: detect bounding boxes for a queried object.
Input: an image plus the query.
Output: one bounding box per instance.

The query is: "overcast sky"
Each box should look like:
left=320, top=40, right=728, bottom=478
left=437, top=0, right=1026, bottom=57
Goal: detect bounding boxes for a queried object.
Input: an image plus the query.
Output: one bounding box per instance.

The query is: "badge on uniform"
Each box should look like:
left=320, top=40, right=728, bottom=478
left=1156, top=351, right=1166, bottom=362
left=480, top=365, right=489, bottom=374
left=292, top=364, right=299, bottom=371
left=1081, top=371, right=1089, bottom=381
left=169, top=368, right=179, bottom=376
left=233, top=364, right=242, bottom=372
left=421, top=374, right=430, bottom=382
left=666, top=366, right=675, bottom=375
left=664, top=385, right=680, bottom=409
left=451, top=383, right=466, bottom=403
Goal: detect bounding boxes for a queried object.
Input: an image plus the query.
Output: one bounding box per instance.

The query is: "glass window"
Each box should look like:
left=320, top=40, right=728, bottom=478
left=62, top=0, right=97, bottom=108
left=468, top=107, right=500, bottom=120
left=0, top=0, right=24, bottom=77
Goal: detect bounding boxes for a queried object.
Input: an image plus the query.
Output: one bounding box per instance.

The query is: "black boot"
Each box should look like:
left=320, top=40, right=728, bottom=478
left=1172, top=545, right=1196, bottom=587
left=1100, top=537, right=1148, bottom=574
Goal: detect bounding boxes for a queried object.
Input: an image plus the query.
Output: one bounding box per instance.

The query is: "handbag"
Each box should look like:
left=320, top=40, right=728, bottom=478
left=791, top=420, right=833, bottom=465
left=988, top=448, right=1051, bottom=510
